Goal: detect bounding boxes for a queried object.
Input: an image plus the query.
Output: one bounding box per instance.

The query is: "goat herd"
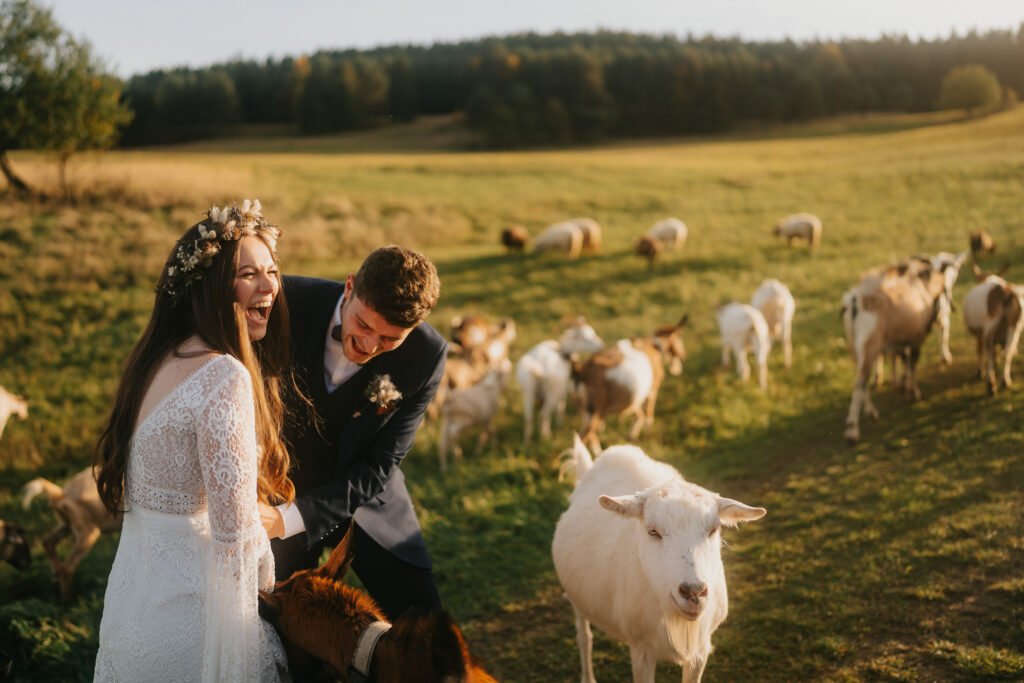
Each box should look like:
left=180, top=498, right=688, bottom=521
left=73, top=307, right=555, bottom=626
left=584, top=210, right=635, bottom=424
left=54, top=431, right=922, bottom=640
left=1, top=212, right=1019, bottom=681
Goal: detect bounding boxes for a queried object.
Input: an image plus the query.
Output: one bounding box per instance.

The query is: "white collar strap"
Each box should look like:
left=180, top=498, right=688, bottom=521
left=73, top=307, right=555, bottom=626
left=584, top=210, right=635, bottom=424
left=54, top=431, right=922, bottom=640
left=348, top=620, right=392, bottom=683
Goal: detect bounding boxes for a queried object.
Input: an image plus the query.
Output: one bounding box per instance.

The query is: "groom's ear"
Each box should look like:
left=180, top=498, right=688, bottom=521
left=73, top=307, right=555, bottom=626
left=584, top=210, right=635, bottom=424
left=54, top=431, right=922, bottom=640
left=258, top=590, right=281, bottom=623
left=319, top=523, right=355, bottom=580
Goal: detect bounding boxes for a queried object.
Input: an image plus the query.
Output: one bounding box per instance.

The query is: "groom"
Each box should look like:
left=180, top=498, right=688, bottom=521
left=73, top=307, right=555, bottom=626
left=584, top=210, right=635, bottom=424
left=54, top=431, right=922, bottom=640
left=264, top=245, right=447, bottom=619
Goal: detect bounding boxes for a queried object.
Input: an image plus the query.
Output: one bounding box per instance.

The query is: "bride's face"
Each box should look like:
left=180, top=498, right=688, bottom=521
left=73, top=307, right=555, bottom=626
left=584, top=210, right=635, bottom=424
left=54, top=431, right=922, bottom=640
left=234, top=236, right=279, bottom=341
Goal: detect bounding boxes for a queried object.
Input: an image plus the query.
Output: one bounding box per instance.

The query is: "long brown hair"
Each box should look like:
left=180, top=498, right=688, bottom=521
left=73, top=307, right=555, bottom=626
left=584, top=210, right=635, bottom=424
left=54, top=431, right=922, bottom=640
left=95, top=205, right=297, bottom=514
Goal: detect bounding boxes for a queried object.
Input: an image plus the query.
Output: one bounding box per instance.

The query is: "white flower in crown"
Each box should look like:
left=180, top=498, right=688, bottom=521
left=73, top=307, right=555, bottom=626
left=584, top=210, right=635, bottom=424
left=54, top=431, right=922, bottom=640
left=198, top=224, right=217, bottom=240
left=364, top=374, right=402, bottom=415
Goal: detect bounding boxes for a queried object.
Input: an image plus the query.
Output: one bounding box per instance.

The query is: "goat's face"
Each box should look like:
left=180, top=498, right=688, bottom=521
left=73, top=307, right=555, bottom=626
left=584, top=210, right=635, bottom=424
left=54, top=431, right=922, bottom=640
left=654, top=322, right=687, bottom=376
left=559, top=323, right=604, bottom=356
left=599, top=483, right=765, bottom=621
left=0, top=521, right=31, bottom=570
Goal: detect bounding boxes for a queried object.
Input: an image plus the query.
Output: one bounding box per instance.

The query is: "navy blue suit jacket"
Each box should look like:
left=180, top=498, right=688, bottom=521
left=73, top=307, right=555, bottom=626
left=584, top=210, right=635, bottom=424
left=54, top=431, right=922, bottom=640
left=279, top=275, right=446, bottom=569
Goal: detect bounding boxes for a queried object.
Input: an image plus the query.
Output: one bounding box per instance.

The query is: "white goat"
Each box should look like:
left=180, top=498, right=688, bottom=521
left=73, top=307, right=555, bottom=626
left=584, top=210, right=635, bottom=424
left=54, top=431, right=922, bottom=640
left=516, top=319, right=604, bottom=445
left=717, top=303, right=770, bottom=390
left=842, top=258, right=952, bottom=442
left=751, top=279, right=795, bottom=369
left=534, top=221, right=584, bottom=259
left=772, top=213, right=822, bottom=248
left=963, top=274, right=1024, bottom=395
left=438, top=360, right=511, bottom=471
left=0, top=385, right=28, bottom=440
left=553, top=436, right=765, bottom=683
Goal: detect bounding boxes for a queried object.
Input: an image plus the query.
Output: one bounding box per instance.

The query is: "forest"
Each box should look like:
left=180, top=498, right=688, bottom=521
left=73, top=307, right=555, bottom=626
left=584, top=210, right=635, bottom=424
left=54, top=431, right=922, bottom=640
left=118, top=28, right=1024, bottom=147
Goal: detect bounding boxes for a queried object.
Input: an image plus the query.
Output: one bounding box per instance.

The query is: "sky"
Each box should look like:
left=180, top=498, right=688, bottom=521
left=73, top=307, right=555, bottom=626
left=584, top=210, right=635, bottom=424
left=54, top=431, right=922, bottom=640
left=43, top=1, right=1024, bottom=78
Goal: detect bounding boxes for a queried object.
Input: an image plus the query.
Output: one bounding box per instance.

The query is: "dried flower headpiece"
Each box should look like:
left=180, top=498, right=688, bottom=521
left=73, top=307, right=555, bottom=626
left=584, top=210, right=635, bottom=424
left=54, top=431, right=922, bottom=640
left=158, top=199, right=280, bottom=305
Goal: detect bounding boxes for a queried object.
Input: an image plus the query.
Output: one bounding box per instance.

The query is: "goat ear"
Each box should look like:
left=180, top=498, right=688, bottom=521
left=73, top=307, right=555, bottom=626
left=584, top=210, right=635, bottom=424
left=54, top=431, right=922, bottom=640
left=954, top=250, right=969, bottom=267
left=320, top=524, right=356, bottom=579
left=599, top=494, right=644, bottom=518
left=258, top=590, right=281, bottom=623
left=677, top=313, right=689, bottom=328
left=717, top=498, right=767, bottom=526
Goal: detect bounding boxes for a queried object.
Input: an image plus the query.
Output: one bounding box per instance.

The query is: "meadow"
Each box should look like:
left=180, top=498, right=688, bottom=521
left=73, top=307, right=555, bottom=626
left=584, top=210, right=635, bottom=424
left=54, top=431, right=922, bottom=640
left=1, top=108, right=1023, bottom=681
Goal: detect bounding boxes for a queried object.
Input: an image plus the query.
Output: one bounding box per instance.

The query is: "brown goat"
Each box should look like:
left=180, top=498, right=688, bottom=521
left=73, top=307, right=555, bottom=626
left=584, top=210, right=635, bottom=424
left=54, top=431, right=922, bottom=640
left=259, top=526, right=499, bottom=683
left=22, top=467, right=123, bottom=600
left=969, top=229, right=996, bottom=260
left=573, top=316, right=687, bottom=450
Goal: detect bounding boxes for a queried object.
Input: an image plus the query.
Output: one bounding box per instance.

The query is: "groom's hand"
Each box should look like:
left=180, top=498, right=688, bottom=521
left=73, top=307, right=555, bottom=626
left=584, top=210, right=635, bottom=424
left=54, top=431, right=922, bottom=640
left=258, top=503, right=285, bottom=539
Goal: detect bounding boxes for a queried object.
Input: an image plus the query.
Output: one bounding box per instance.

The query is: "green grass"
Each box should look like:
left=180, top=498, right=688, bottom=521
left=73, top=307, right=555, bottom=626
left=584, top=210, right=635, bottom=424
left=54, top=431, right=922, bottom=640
left=2, top=107, right=1023, bottom=681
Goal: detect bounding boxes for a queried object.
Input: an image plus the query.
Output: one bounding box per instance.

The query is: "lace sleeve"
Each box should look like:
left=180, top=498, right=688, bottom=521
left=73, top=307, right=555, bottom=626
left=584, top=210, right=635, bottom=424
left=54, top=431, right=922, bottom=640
left=195, top=358, right=276, bottom=683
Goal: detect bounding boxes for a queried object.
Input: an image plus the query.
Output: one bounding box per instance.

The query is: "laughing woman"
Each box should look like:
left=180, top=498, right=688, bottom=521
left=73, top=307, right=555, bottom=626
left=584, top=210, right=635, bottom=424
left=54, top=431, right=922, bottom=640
left=93, top=201, right=297, bottom=682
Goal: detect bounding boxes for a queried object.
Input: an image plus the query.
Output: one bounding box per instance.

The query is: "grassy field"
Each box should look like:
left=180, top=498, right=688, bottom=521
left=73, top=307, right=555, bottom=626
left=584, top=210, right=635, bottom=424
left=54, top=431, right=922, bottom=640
left=1, top=107, right=1023, bottom=681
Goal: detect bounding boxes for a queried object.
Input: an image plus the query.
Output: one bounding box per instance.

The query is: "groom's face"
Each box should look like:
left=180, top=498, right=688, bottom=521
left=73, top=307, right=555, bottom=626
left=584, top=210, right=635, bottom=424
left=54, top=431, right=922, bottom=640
left=338, top=274, right=413, bottom=364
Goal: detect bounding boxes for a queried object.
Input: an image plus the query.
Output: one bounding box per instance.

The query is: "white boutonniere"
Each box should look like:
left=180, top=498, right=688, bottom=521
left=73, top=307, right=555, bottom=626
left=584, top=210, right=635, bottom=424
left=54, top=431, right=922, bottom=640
left=354, top=373, right=402, bottom=417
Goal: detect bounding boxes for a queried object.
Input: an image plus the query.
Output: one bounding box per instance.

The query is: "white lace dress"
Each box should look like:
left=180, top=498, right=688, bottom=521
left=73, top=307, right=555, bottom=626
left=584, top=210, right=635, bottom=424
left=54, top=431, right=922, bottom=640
left=94, top=355, right=286, bottom=682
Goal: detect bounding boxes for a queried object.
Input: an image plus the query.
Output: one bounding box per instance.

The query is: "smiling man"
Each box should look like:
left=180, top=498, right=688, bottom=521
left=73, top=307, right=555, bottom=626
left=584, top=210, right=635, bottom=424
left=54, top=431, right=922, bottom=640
left=264, top=246, right=446, bottom=619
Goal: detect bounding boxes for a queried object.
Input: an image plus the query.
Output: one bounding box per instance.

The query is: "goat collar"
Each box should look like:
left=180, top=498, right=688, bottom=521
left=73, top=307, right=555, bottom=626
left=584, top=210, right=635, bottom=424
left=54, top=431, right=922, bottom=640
left=347, top=620, right=392, bottom=683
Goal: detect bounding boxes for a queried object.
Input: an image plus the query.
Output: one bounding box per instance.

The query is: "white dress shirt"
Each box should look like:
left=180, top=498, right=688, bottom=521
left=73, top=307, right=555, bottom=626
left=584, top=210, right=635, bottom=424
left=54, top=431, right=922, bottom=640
left=276, top=292, right=360, bottom=539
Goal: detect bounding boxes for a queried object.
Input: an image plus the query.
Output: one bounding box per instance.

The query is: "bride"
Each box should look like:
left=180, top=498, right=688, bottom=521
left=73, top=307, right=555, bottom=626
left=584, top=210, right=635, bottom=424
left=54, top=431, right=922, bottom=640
left=93, top=200, right=298, bottom=681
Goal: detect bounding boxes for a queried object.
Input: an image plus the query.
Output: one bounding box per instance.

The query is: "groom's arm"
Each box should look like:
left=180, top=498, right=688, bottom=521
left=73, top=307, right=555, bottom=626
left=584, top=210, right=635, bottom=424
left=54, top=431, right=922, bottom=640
left=290, top=333, right=446, bottom=549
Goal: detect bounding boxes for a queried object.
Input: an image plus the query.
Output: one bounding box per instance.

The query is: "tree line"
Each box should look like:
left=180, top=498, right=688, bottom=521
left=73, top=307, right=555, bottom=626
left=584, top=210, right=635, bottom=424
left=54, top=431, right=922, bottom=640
left=119, top=28, right=1024, bottom=147
left=3, top=0, right=1022, bottom=197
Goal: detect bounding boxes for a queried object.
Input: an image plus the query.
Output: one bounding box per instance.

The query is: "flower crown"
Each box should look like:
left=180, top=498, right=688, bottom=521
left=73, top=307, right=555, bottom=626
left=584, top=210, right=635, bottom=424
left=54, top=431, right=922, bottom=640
left=159, top=199, right=280, bottom=305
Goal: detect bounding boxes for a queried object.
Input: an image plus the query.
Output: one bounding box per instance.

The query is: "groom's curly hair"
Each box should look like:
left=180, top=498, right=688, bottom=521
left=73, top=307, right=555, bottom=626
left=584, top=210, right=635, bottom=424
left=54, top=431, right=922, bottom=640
left=351, top=246, right=440, bottom=328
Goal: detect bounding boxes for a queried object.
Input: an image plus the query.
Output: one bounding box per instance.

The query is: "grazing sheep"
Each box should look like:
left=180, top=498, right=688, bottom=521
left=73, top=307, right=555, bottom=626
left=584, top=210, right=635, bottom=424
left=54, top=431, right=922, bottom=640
left=552, top=436, right=766, bottom=683
left=772, top=213, right=822, bottom=249
left=534, top=221, right=585, bottom=259
left=963, top=274, right=1024, bottom=395
left=568, top=217, right=602, bottom=254
left=842, top=258, right=953, bottom=442
left=717, top=303, right=771, bottom=390
left=0, top=520, right=31, bottom=570
left=0, top=385, right=28, bottom=441
left=501, top=224, right=530, bottom=252
left=438, top=361, right=511, bottom=471
left=636, top=218, right=687, bottom=266
left=969, top=229, right=996, bottom=260
left=573, top=316, right=687, bottom=451
left=516, top=318, right=605, bottom=445
left=751, top=279, right=795, bottom=369
left=259, top=526, right=498, bottom=682
left=22, top=467, right=124, bottom=600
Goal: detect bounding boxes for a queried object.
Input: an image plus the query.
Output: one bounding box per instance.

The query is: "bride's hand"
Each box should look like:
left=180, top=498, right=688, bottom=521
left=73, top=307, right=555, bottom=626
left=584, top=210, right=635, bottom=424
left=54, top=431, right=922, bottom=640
left=258, top=503, right=285, bottom=539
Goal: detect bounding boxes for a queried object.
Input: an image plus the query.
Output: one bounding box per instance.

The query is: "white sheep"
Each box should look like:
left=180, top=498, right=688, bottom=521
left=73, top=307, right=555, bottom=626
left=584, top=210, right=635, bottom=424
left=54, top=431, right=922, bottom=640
left=636, top=218, right=687, bottom=266
left=568, top=217, right=602, bottom=254
left=717, top=303, right=770, bottom=390
left=553, top=435, right=766, bottom=683
left=772, top=212, right=822, bottom=248
left=751, top=279, right=795, bottom=368
left=516, top=318, right=604, bottom=445
left=534, top=221, right=584, bottom=259
left=0, top=385, right=28, bottom=441
left=963, top=274, right=1024, bottom=395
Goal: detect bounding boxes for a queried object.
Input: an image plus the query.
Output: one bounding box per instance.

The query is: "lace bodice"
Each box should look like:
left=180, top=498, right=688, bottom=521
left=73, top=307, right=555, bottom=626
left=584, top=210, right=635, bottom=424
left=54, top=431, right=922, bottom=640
left=95, top=354, right=284, bottom=682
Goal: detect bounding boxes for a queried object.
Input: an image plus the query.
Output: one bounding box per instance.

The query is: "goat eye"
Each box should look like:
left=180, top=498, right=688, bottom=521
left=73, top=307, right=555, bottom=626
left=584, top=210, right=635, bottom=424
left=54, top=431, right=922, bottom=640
left=709, top=525, right=721, bottom=538
left=647, top=528, right=662, bottom=540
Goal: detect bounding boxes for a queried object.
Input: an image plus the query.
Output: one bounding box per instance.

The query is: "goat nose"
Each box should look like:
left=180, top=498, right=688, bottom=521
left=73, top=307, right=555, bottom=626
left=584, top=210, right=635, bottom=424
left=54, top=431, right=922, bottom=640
left=678, top=582, right=708, bottom=603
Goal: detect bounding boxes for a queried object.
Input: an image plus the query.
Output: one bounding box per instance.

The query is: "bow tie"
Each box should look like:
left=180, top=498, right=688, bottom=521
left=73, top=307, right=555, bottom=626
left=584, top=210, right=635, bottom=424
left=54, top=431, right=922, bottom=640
left=331, top=324, right=344, bottom=342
